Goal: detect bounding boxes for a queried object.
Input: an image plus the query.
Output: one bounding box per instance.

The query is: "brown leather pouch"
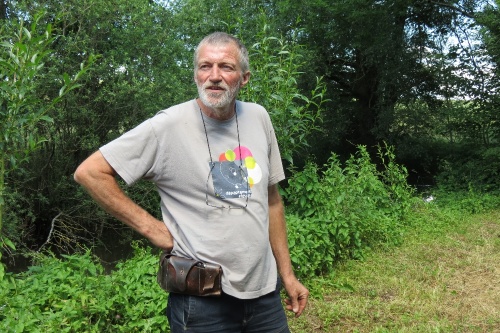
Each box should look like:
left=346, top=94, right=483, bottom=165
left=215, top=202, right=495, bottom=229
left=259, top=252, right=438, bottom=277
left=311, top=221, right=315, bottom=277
left=157, top=252, right=222, bottom=297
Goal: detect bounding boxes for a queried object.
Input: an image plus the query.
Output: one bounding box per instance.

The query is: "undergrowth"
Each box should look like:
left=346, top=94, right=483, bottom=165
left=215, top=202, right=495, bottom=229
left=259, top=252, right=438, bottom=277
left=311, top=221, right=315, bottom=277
left=0, top=245, right=167, bottom=332
left=1, top=145, right=499, bottom=332
left=284, top=145, right=415, bottom=278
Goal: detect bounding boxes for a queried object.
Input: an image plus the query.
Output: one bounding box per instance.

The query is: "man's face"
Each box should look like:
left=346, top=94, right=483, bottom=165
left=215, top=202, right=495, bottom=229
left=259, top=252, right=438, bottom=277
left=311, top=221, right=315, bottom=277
left=194, top=43, right=250, bottom=111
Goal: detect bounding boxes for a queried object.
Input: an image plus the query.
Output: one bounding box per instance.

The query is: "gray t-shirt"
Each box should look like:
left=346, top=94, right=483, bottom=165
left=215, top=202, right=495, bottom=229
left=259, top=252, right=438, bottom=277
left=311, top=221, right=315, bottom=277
left=100, top=99, right=285, bottom=299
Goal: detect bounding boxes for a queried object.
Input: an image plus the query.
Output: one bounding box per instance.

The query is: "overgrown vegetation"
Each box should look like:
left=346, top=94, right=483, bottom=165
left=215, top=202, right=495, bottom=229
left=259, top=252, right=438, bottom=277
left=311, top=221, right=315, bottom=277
left=1, top=172, right=498, bottom=332
left=0, top=10, right=93, bottom=270
left=284, top=144, right=415, bottom=278
left=1, top=0, right=500, bottom=331
left=239, top=25, right=327, bottom=163
left=0, top=245, right=167, bottom=332
left=287, top=205, right=500, bottom=332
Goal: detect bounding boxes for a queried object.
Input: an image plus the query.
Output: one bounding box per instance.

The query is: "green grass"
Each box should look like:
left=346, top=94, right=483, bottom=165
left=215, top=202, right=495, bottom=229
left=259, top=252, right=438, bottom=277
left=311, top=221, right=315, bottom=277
left=288, top=209, right=500, bottom=333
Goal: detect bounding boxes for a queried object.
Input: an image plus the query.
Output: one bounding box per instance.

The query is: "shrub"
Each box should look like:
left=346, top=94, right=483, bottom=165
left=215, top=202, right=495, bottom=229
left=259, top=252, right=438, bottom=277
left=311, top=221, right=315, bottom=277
left=432, top=186, right=500, bottom=215
left=0, top=243, right=168, bottom=332
left=284, top=145, right=415, bottom=278
left=436, top=145, right=500, bottom=192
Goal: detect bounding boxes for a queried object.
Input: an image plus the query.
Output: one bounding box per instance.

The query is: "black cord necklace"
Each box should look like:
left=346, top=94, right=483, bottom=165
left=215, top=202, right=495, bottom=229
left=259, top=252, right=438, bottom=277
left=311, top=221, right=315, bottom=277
left=198, top=103, right=243, bottom=168
left=199, top=102, right=249, bottom=209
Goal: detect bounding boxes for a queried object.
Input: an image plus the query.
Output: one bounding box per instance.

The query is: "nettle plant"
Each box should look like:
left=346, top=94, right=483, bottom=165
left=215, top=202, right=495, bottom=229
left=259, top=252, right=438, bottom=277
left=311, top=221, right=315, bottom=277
left=0, top=244, right=168, bottom=332
left=283, top=145, right=415, bottom=279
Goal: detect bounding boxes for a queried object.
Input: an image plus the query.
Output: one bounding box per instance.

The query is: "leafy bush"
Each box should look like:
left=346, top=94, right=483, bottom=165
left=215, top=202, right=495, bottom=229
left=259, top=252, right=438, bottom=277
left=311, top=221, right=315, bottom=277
left=0, top=243, right=168, bottom=332
left=431, top=187, right=500, bottom=215
left=284, top=145, right=415, bottom=278
left=436, top=145, right=500, bottom=192
left=239, top=25, right=327, bottom=164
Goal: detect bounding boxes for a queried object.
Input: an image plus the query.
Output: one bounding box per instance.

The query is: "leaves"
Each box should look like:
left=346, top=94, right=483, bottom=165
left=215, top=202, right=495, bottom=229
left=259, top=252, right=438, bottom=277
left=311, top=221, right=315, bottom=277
left=0, top=245, right=168, bottom=332
left=239, top=24, right=328, bottom=164
left=0, top=11, right=95, bottom=235
left=284, top=144, right=415, bottom=279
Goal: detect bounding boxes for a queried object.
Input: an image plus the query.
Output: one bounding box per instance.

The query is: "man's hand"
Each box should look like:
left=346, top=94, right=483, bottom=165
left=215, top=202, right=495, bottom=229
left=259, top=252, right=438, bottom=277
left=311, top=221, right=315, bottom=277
left=283, top=277, right=309, bottom=317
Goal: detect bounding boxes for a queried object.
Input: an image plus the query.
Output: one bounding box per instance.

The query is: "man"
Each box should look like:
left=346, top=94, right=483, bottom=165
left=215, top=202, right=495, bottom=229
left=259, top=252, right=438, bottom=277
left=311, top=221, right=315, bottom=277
left=74, top=32, right=308, bottom=332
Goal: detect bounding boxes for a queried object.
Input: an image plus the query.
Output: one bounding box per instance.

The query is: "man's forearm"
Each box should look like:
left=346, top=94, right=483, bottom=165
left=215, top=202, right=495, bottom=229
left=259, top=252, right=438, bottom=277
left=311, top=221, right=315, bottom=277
left=268, top=185, right=296, bottom=281
left=74, top=151, right=173, bottom=250
left=268, top=184, right=309, bottom=317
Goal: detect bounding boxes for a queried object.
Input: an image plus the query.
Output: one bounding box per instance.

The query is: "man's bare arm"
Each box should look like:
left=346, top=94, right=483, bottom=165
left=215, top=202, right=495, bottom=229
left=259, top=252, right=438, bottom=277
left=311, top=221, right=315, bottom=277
left=268, top=184, right=309, bottom=317
left=74, top=151, right=173, bottom=251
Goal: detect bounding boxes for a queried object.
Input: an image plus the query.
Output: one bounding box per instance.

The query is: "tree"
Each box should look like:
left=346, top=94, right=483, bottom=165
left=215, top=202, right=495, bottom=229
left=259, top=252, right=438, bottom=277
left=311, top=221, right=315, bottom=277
left=272, top=1, right=494, bottom=152
left=477, top=1, right=500, bottom=142
left=0, top=12, right=92, bottom=269
left=2, top=0, right=188, bottom=252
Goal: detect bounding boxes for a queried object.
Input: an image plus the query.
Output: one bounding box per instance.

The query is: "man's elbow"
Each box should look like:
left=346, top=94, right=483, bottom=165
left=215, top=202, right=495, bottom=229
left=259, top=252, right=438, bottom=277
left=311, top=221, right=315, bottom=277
left=73, top=162, right=90, bottom=185
left=74, top=152, right=116, bottom=186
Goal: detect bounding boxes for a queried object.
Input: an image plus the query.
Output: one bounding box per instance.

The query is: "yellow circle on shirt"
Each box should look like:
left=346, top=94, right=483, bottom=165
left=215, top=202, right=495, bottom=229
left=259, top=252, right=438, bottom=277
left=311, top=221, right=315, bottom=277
left=245, top=156, right=256, bottom=169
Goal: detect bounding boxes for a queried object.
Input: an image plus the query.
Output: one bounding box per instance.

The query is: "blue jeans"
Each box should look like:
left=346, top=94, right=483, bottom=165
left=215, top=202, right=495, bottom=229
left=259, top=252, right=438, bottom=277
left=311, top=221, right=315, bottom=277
left=166, top=282, right=290, bottom=333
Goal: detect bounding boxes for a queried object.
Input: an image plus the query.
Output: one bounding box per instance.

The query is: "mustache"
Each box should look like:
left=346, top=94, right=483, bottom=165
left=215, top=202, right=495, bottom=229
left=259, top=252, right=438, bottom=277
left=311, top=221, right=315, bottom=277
left=202, top=81, right=229, bottom=91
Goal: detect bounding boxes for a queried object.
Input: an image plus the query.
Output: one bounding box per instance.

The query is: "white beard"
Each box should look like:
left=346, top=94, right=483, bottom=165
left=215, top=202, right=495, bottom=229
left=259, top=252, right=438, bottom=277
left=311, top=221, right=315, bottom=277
left=197, top=79, right=241, bottom=112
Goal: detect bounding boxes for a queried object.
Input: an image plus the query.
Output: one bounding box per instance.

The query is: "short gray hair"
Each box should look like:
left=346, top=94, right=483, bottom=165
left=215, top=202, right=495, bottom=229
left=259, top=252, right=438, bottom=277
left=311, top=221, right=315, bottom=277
left=193, top=32, right=250, bottom=74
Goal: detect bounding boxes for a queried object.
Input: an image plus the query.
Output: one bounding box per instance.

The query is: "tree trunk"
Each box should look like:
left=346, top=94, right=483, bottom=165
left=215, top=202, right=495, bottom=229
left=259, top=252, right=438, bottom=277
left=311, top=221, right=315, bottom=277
left=0, top=1, right=6, bottom=20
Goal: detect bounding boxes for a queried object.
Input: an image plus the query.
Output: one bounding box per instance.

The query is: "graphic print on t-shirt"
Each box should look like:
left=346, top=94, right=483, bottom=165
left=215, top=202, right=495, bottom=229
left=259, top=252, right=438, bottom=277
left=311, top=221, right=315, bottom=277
left=210, top=145, right=262, bottom=199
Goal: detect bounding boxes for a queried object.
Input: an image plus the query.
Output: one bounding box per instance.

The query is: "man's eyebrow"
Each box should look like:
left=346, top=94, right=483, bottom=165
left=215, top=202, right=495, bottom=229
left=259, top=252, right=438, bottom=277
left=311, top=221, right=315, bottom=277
left=198, top=60, right=237, bottom=67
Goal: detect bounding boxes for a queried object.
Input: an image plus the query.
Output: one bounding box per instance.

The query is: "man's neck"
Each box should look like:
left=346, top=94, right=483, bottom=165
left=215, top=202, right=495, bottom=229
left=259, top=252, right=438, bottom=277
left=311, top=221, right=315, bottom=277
left=197, top=99, right=236, bottom=121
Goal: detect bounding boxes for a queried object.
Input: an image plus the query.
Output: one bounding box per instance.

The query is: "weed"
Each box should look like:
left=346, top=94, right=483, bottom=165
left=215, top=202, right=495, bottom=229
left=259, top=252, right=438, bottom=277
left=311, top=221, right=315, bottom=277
left=284, top=145, right=415, bottom=278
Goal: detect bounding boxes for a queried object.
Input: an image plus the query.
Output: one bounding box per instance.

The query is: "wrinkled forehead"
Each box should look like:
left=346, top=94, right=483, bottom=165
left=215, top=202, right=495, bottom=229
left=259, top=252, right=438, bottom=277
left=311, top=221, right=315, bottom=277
left=196, top=43, right=241, bottom=65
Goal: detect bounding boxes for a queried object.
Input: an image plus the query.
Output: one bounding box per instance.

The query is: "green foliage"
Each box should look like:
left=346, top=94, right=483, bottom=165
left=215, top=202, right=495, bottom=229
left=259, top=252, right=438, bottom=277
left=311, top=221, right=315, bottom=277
left=240, top=24, right=327, bottom=163
left=2, top=0, right=181, bottom=255
left=0, top=244, right=169, bottom=332
left=0, top=10, right=94, bottom=258
left=284, top=145, right=415, bottom=278
left=431, top=187, right=500, bottom=215
left=436, top=144, right=500, bottom=192
left=0, top=237, right=15, bottom=282
left=0, top=12, right=91, bottom=173
left=478, top=2, right=500, bottom=68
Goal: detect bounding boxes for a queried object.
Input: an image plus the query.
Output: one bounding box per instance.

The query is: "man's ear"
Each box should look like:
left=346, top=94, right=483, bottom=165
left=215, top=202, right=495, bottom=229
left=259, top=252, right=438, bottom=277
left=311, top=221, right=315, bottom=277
left=240, top=71, right=251, bottom=87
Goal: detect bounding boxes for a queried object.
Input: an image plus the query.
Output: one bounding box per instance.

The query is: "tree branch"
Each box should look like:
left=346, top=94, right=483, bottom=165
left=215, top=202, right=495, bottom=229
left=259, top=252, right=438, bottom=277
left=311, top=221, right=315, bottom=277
left=430, top=1, right=475, bottom=19
left=38, top=212, right=62, bottom=252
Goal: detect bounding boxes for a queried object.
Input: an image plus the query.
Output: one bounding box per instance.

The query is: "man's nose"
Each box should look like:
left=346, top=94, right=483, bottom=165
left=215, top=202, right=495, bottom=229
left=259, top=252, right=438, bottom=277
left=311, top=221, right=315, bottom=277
left=209, top=65, right=222, bottom=81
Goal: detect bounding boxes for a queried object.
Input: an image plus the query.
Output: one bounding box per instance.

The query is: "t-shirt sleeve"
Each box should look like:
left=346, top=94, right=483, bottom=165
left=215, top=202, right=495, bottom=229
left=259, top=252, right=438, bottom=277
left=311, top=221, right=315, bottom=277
left=99, top=119, right=160, bottom=186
